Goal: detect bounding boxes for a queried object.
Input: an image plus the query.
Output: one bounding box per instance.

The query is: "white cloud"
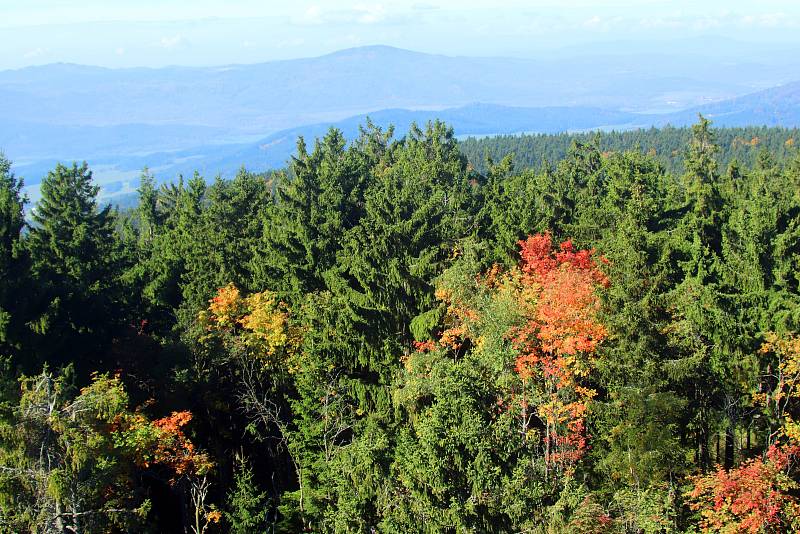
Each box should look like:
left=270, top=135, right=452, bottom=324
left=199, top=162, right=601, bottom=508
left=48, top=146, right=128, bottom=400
left=411, top=3, right=440, bottom=11
left=293, top=3, right=398, bottom=26
left=638, top=10, right=800, bottom=32
left=115, top=47, right=126, bottom=55
left=579, top=15, right=624, bottom=31
left=353, top=4, right=387, bottom=24
left=690, top=17, right=721, bottom=31
left=301, top=5, right=323, bottom=25
left=582, top=15, right=602, bottom=28
left=23, top=47, right=47, bottom=59
left=159, top=35, right=183, bottom=48
left=742, top=12, right=799, bottom=28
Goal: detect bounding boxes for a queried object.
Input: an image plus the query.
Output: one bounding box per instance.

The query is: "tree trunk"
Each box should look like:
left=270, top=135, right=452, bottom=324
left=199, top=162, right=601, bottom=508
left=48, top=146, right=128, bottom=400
left=746, top=426, right=751, bottom=453
left=724, top=425, right=735, bottom=469
left=699, top=424, right=710, bottom=471
left=55, top=501, right=65, bottom=533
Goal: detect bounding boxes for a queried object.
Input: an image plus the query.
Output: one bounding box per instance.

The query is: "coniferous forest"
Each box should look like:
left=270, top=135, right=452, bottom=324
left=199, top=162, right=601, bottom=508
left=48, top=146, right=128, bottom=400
left=2, top=117, right=800, bottom=533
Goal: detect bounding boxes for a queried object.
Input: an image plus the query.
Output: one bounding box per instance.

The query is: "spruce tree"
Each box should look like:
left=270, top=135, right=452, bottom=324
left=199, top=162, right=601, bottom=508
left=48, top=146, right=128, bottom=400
left=255, top=128, right=368, bottom=300
left=665, top=117, right=738, bottom=471
left=590, top=151, right=690, bottom=520
left=225, top=455, right=270, bottom=533
left=136, top=167, right=160, bottom=246
left=26, top=162, right=123, bottom=372
left=0, top=154, right=27, bottom=363
left=477, top=156, right=548, bottom=266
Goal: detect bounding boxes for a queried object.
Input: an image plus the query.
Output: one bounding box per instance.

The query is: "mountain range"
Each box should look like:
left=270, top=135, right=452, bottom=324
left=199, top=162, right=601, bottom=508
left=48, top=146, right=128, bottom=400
left=1, top=45, right=799, bottom=201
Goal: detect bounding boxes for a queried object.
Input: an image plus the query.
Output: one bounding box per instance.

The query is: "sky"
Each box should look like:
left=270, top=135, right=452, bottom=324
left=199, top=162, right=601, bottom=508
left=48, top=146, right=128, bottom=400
left=1, top=0, right=800, bottom=69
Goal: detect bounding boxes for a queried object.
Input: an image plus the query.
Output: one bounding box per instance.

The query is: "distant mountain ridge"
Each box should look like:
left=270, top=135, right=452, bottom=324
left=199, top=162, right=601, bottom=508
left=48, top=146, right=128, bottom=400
left=2, top=45, right=800, bottom=200
left=10, top=104, right=642, bottom=188
left=96, top=82, right=800, bottom=182
left=0, top=44, right=789, bottom=131
left=652, top=81, right=800, bottom=127
left=188, top=104, right=643, bottom=173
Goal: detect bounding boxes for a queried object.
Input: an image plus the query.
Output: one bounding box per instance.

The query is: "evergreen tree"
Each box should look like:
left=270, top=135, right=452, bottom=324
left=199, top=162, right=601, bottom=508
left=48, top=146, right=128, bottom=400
left=663, top=117, right=744, bottom=471
left=588, top=151, right=689, bottom=526
left=255, top=128, right=369, bottom=300
left=182, top=169, right=269, bottom=305
left=225, top=455, right=270, bottom=533
left=329, top=121, right=473, bottom=377
left=0, top=155, right=27, bottom=364
left=136, top=167, right=160, bottom=246
left=2, top=119, right=800, bottom=532
left=26, top=162, right=124, bottom=372
left=477, top=156, right=549, bottom=265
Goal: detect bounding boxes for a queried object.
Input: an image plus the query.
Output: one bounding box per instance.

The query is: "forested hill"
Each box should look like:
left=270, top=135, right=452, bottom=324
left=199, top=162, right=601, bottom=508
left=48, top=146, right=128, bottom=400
left=1, top=118, right=800, bottom=532
left=460, top=124, right=800, bottom=175
left=61, top=124, right=800, bottom=211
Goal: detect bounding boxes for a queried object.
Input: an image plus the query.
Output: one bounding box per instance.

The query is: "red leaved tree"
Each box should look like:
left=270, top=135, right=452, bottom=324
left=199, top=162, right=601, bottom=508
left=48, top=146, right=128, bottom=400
left=687, top=333, right=800, bottom=533
left=510, top=233, right=608, bottom=477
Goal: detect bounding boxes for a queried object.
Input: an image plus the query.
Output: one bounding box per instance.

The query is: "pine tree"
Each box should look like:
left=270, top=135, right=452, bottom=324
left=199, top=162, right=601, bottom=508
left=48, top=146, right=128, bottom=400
left=225, top=455, right=270, bottom=533
left=477, top=156, right=549, bottom=266
left=138, top=173, right=204, bottom=328
left=682, top=115, right=724, bottom=277
left=0, top=154, right=27, bottom=362
left=328, top=121, right=474, bottom=383
left=181, top=169, right=269, bottom=305
left=589, top=151, right=689, bottom=525
left=664, top=117, right=741, bottom=471
left=136, top=167, right=160, bottom=246
left=254, top=128, right=371, bottom=300
left=26, top=162, right=124, bottom=372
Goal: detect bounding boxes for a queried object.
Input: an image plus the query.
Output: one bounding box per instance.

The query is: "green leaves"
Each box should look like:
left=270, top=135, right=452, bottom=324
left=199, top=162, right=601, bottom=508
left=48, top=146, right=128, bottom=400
left=0, top=371, right=149, bottom=533
left=0, top=154, right=26, bottom=353
left=226, top=455, right=269, bottom=533
left=0, top=117, right=799, bottom=532
left=26, top=162, right=126, bottom=371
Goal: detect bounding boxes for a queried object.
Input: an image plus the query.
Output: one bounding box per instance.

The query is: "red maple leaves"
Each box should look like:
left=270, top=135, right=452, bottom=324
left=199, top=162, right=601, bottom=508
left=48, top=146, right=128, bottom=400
left=688, top=444, right=800, bottom=533
left=687, top=332, right=800, bottom=532
left=511, top=233, right=608, bottom=472
left=151, top=411, right=212, bottom=479
left=417, top=233, right=609, bottom=475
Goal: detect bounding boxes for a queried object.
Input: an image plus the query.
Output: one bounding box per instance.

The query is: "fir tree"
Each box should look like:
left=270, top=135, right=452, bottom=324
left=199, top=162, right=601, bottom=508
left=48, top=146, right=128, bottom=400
left=0, top=154, right=27, bottom=362
left=26, top=162, right=124, bottom=372
left=225, top=455, right=270, bottom=533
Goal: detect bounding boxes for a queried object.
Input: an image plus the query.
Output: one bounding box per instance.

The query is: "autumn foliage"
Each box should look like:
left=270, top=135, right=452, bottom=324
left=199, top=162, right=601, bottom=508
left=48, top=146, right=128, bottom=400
left=150, top=411, right=213, bottom=478
left=113, top=409, right=212, bottom=484
left=688, top=443, right=800, bottom=533
left=687, top=333, right=800, bottom=533
left=421, top=234, right=609, bottom=474
left=510, top=233, right=608, bottom=471
left=202, top=283, right=300, bottom=368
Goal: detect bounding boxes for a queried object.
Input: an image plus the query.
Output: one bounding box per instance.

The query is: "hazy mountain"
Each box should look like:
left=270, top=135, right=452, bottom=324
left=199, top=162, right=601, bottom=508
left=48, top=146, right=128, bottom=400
left=653, top=81, right=800, bottom=127
left=0, top=44, right=791, bottom=133
left=3, top=46, right=800, bottom=202
left=169, top=104, right=643, bottom=174
left=0, top=120, right=239, bottom=163
left=10, top=103, right=640, bottom=195
left=122, top=82, right=800, bottom=179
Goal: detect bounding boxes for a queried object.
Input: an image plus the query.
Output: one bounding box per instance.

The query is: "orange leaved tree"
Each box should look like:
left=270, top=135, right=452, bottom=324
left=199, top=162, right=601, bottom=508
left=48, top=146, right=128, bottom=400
left=686, top=333, right=800, bottom=533
left=509, top=233, right=608, bottom=477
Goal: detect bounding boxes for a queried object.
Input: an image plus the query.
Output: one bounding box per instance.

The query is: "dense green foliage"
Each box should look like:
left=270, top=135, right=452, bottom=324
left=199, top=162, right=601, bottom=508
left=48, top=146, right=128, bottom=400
left=1, top=117, right=800, bottom=532
left=460, top=125, right=800, bottom=176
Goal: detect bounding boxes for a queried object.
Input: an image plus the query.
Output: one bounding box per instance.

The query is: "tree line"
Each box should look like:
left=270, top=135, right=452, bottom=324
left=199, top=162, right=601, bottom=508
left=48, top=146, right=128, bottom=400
left=460, top=124, right=799, bottom=176
left=1, top=117, right=799, bottom=532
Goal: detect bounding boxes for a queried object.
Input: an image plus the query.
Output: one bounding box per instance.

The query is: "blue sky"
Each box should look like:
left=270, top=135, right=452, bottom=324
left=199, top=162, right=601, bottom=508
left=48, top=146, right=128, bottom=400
left=1, top=0, right=799, bottom=69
